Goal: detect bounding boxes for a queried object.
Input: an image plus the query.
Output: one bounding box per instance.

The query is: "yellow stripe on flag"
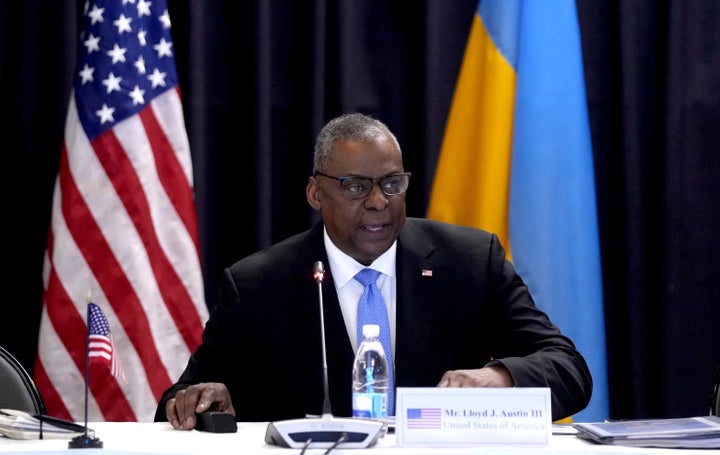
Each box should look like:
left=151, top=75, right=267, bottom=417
left=427, top=14, right=516, bottom=252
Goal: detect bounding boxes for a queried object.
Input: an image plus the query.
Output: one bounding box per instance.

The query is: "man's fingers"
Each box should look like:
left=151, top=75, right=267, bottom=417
left=167, top=383, right=234, bottom=431
left=182, top=414, right=196, bottom=431
left=169, top=386, right=203, bottom=430
left=196, top=396, right=210, bottom=413
left=166, top=398, right=181, bottom=429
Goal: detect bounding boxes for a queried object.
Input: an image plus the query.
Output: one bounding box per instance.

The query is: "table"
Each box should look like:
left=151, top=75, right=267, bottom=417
left=0, top=421, right=710, bottom=454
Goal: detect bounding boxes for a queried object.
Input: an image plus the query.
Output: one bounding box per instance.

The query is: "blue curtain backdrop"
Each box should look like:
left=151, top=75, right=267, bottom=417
left=2, top=0, right=720, bottom=420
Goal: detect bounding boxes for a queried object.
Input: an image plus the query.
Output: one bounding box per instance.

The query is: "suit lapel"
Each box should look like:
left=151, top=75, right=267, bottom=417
left=394, top=220, right=439, bottom=387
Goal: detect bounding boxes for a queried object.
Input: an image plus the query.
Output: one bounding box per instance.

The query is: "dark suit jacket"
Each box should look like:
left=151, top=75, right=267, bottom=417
left=155, top=218, right=592, bottom=422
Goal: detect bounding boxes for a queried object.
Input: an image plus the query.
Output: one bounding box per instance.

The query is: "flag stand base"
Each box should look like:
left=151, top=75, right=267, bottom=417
left=69, top=434, right=103, bottom=449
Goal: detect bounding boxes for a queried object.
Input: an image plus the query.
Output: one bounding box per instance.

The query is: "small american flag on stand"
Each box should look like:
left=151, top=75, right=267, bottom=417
left=88, top=302, right=125, bottom=382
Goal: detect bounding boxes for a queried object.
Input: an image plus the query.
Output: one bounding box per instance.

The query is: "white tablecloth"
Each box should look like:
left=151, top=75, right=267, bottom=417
left=0, top=421, right=710, bottom=454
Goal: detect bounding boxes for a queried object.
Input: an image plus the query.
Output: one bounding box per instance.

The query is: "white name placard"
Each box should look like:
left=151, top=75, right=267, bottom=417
left=394, top=387, right=551, bottom=447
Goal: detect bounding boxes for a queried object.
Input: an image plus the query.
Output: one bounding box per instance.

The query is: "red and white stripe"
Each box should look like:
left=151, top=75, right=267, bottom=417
left=35, top=87, right=208, bottom=422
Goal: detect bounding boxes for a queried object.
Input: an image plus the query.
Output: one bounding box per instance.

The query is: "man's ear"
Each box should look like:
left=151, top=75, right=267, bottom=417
left=306, top=176, right=321, bottom=210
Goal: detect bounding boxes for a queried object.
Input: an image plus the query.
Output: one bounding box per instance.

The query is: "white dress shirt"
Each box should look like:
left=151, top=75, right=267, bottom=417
left=323, top=227, right=397, bottom=358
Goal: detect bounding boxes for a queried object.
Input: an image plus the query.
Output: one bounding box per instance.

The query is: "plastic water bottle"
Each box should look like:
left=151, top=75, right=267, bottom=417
left=352, top=324, right=389, bottom=421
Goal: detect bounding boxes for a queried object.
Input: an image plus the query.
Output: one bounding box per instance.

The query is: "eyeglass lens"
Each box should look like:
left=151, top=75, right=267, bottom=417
left=340, top=174, right=410, bottom=199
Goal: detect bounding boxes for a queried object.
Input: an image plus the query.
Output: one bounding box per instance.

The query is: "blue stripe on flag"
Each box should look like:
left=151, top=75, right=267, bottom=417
left=494, top=0, right=609, bottom=421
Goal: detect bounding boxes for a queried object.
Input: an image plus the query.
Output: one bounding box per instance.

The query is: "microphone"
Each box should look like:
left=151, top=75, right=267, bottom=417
left=264, top=261, right=385, bottom=449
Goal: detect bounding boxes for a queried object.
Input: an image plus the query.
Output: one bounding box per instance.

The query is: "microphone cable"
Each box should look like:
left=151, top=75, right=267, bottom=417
left=298, top=432, right=348, bottom=455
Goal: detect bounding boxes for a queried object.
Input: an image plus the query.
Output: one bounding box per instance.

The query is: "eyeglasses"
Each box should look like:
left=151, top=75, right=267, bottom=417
left=314, top=171, right=411, bottom=200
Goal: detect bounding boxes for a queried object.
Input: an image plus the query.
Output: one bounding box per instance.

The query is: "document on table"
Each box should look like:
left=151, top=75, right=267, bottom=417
left=0, top=408, right=88, bottom=440
left=573, top=415, right=720, bottom=449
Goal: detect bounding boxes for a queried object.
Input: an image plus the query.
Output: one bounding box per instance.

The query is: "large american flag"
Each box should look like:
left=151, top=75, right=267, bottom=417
left=34, top=0, right=208, bottom=422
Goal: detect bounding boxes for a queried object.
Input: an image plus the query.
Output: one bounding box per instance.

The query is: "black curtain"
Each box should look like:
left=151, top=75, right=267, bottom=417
left=579, top=0, right=720, bottom=418
left=2, top=0, right=720, bottom=421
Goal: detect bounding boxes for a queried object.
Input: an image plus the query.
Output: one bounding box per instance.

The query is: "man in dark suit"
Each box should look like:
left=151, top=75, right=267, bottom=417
left=156, top=113, right=592, bottom=429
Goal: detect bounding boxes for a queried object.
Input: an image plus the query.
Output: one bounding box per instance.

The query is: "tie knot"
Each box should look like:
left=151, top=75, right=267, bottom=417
left=354, top=268, right=381, bottom=286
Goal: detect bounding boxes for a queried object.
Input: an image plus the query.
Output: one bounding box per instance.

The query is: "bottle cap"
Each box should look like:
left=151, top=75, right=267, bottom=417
left=362, top=324, right=380, bottom=338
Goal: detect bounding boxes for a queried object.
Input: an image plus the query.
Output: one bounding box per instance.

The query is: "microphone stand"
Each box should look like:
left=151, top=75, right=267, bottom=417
left=264, top=261, right=385, bottom=449
left=317, top=262, right=332, bottom=417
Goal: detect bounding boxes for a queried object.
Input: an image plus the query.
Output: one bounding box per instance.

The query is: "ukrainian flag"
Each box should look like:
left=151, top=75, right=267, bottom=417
left=427, top=0, right=608, bottom=422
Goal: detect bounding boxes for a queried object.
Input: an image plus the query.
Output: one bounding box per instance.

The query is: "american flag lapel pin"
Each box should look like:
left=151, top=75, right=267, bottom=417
left=421, top=269, right=433, bottom=277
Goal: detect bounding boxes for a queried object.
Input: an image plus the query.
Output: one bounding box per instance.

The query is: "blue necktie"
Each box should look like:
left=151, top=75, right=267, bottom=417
left=354, top=268, right=394, bottom=416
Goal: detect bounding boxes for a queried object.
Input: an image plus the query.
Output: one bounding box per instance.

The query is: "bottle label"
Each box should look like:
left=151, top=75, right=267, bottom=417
left=352, top=391, right=387, bottom=419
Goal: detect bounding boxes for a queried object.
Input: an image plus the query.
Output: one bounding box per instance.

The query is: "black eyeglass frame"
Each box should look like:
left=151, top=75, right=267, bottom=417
left=313, top=171, right=412, bottom=200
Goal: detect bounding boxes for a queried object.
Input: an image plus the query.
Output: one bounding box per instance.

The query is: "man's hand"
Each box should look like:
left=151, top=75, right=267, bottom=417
left=166, top=382, right=236, bottom=430
left=437, top=366, right=514, bottom=388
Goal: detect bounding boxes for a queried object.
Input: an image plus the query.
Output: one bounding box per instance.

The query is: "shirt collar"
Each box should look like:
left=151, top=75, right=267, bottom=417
left=323, top=226, right=397, bottom=288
